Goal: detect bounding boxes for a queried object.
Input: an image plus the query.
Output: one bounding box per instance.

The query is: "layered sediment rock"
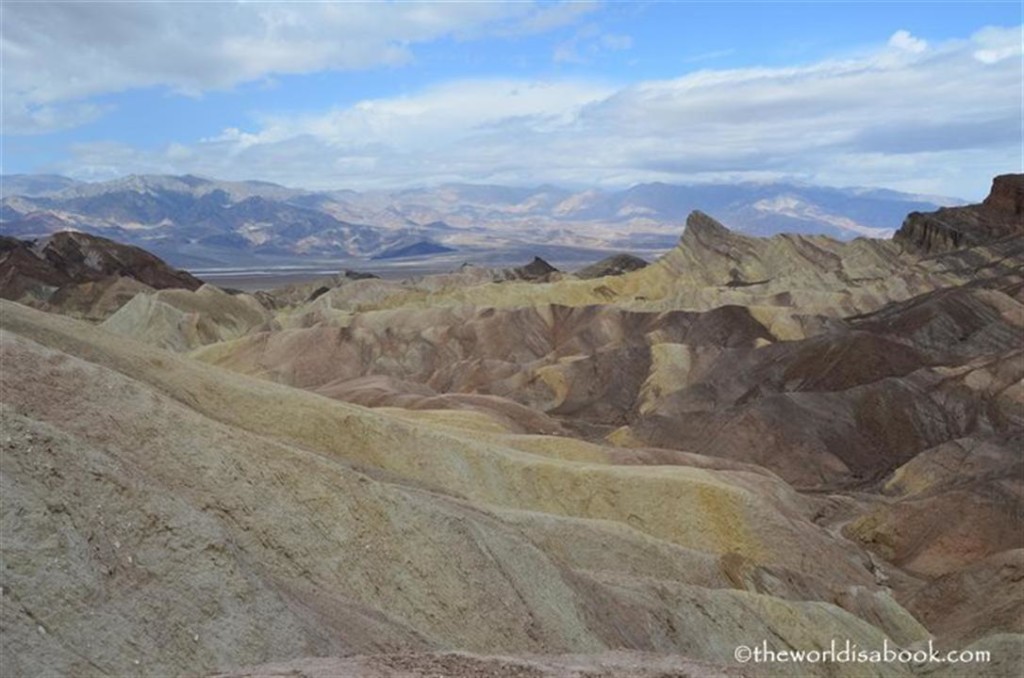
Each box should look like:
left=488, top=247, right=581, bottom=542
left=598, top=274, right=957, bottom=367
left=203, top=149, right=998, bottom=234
left=2, top=178, right=1022, bottom=676
left=2, top=301, right=929, bottom=676
left=894, top=174, right=1023, bottom=254
left=100, top=284, right=272, bottom=351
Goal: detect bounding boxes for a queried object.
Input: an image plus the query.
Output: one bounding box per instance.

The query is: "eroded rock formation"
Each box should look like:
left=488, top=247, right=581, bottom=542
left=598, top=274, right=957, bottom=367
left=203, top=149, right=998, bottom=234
left=895, top=174, right=1023, bottom=254
left=2, top=177, right=1022, bottom=677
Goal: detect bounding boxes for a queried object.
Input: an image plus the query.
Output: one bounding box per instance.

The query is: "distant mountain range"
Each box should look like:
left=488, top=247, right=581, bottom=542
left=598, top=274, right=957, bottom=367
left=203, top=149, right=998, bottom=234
left=0, top=173, right=963, bottom=267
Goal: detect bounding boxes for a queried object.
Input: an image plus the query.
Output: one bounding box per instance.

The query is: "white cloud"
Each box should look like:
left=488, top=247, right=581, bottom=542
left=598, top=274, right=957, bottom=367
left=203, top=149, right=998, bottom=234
left=263, top=79, right=614, bottom=149
left=1, top=1, right=594, bottom=133
left=972, top=25, right=1023, bottom=63
left=888, top=29, right=928, bottom=54
left=45, top=25, right=1024, bottom=199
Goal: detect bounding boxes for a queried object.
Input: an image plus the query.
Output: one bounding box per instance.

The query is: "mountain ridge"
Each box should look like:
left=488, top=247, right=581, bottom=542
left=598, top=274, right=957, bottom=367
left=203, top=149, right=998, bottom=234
left=2, top=173, right=966, bottom=267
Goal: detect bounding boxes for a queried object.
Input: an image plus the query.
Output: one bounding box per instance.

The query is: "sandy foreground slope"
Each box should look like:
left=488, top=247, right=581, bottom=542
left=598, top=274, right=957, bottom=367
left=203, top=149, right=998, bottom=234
left=1, top=299, right=973, bottom=677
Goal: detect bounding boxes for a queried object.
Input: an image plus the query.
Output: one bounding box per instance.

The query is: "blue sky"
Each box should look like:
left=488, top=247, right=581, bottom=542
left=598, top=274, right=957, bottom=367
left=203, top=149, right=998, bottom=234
left=3, top=1, right=1021, bottom=198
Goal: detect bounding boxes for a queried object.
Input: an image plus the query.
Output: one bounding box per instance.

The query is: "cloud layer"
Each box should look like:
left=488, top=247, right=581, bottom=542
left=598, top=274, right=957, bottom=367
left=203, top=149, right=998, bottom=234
left=3, top=1, right=593, bottom=133
left=4, top=2, right=1020, bottom=199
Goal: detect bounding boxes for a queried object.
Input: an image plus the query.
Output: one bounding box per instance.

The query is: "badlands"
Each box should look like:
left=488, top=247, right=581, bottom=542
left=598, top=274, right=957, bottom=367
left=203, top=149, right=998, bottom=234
left=1, top=175, right=1022, bottom=676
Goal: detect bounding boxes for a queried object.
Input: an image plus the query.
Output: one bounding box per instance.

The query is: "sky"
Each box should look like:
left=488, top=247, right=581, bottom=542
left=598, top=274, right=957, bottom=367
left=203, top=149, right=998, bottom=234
left=2, top=1, right=1021, bottom=199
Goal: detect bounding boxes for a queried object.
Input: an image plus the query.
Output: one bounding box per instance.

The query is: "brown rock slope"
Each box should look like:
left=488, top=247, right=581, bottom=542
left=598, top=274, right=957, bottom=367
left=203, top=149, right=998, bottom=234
left=3, top=300, right=935, bottom=677
left=575, top=253, right=649, bottom=279
left=194, top=302, right=776, bottom=438
left=0, top=230, right=202, bottom=320
left=0, top=230, right=272, bottom=349
left=622, top=275, right=1024, bottom=487
left=847, top=430, right=1024, bottom=646
left=194, top=218, right=1022, bottom=482
left=3, top=177, right=1022, bottom=676
left=895, top=174, right=1023, bottom=254
left=258, top=207, right=1018, bottom=347
left=181, top=180, right=1024, bottom=674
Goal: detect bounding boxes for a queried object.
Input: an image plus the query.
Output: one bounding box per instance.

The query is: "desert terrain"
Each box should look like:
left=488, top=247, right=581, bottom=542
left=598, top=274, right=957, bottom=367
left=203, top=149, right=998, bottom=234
left=1, top=175, right=1022, bottom=677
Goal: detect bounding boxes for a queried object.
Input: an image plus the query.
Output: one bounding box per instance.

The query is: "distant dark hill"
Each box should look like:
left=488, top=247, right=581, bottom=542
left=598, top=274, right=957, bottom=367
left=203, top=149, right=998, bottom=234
left=371, top=240, right=455, bottom=260
left=895, top=174, right=1024, bottom=254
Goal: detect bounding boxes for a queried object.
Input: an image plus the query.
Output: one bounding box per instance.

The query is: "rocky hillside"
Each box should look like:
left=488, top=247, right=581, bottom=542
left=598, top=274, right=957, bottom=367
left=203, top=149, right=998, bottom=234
left=575, top=253, right=649, bottom=279
left=0, top=230, right=203, bottom=320
left=894, top=174, right=1023, bottom=254
left=4, top=300, right=939, bottom=677
left=192, top=212, right=1022, bottom=490
left=1, top=177, right=1021, bottom=677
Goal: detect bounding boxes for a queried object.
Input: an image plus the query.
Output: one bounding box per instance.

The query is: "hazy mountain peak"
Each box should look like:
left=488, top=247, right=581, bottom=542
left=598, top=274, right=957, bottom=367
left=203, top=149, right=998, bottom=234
left=1, top=172, right=966, bottom=267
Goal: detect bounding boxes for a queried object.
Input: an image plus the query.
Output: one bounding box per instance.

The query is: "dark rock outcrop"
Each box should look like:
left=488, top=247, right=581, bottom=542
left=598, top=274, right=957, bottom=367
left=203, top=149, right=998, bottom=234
left=0, top=230, right=202, bottom=315
left=511, top=256, right=559, bottom=281
left=306, top=286, right=331, bottom=302
left=343, top=269, right=380, bottom=281
left=983, top=173, right=1024, bottom=215
left=894, top=174, right=1023, bottom=254
left=575, top=253, right=649, bottom=279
